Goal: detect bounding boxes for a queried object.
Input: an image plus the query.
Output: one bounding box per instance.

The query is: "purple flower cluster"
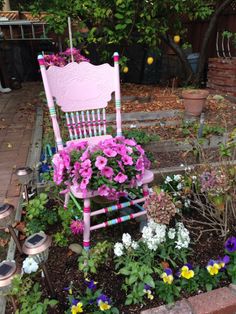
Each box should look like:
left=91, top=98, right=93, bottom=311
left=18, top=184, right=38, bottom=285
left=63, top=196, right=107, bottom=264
left=52, top=137, right=150, bottom=199
left=200, top=171, right=217, bottom=192
left=44, top=48, right=89, bottom=67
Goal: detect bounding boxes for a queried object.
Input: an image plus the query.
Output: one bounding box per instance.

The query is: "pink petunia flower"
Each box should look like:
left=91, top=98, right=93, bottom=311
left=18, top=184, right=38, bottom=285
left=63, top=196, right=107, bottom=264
left=114, top=172, right=128, bottom=183
left=81, top=159, right=91, bottom=169
left=70, top=219, right=84, bottom=235
left=95, top=156, right=107, bottom=170
left=122, top=155, right=133, bottom=166
left=98, top=184, right=110, bottom=196
left=135, top=157, right=144, bottom=171
left=101, top=166, right=114, bottom=178
left=124, top=139, right=137, bottom=146
left=80, top=178, right=89, bottom=190
left=136, top=145, right=145, bottom=155
left=103, top=148, right=117, bottom=157
left=116, top=145, right=126, bottom=155
left=80, top=150, right=90, bottom=162
left=79, top=167, right=92, bottom=178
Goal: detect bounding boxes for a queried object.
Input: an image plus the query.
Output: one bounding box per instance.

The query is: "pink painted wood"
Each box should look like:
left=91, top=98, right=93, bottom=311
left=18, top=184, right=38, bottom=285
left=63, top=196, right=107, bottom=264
left=45, top=61, right=116, bottom=112
left=38, top=52, right=154, bottom=251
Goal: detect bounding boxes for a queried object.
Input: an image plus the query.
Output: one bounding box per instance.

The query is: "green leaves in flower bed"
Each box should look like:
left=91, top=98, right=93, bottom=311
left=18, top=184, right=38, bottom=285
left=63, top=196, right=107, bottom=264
left=123, top=129, right=160, bottom=145
left=78, top=241, right=112, bottom=276
left=180, top=122, right=225, bottom=138
left=24, top=193, right=58, bottom=235
left=155, top=281, right=181, bottom=304
left=65, top=280, right=119, bottom=314
left=6, top=275, right=57, bottom=314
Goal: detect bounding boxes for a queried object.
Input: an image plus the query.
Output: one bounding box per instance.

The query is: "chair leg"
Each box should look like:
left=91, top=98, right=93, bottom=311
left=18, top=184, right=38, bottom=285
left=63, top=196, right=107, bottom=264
left=83, top=198, right=91, bottom=251
left=143, top=183, right=149, bottom=197
left=64, top=192, right=70, bottom=209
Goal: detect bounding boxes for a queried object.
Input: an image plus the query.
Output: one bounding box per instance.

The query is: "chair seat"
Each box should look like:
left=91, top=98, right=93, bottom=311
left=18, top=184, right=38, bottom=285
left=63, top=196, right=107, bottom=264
left=70, top=169, right=154, bottom=199
left=66, top=135, right=112, bottom=147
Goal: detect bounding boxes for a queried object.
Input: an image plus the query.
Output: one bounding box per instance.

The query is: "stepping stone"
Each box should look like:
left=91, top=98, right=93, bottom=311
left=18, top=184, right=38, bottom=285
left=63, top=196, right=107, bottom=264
left=69, top=243, right=83, bottom=255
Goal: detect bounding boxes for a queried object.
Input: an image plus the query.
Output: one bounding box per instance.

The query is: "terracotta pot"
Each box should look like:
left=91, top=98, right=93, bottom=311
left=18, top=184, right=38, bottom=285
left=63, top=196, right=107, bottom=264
left=182, top=89, right=209, bottom=116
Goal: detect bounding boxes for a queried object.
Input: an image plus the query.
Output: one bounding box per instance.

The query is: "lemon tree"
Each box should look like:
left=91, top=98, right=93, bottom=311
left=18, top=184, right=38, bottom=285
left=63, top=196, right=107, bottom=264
left=26, top=0, right=234, bottom=84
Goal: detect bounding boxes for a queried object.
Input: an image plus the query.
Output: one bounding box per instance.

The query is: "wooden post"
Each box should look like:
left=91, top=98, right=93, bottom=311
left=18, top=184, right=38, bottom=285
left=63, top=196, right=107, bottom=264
left=3, top=0, right=11, bottom=11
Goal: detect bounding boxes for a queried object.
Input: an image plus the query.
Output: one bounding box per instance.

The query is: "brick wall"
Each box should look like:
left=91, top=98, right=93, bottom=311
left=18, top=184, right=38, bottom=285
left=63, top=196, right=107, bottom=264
left=207, top=58, right=236, bottom=96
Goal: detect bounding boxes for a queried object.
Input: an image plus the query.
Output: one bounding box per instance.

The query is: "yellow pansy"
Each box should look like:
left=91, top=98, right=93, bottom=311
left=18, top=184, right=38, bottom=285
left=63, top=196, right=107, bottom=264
left=98, top=301, right=111, bottom=311
left=161, top=272, right=174, bottom=284
left=207, top=263, right=220, bottom=276
left=71, top=302, right=83, bottom=314
left=181, top=266, right=194, bottom=279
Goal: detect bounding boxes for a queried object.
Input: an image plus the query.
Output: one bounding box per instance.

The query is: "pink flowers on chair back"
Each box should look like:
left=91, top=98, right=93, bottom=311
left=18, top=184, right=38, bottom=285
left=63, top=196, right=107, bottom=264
left=44, top=48, right=89, bottom=67
left=52, top=137, right=150, bottom=199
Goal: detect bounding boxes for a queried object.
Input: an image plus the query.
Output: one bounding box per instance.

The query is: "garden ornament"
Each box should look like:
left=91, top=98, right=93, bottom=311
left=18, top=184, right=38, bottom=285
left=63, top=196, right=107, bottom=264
left=38, top=51, right=154, bottom=251
left=22, top=232, right=55, bottom=297
left=15, top=167, right=33, bottom=203
left=0, top=203, right=23, bottom=255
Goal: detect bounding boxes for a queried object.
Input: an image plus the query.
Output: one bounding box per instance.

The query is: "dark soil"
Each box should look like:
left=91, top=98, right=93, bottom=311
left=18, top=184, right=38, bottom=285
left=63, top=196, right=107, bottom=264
left=6, top=208, right=231, bottom=314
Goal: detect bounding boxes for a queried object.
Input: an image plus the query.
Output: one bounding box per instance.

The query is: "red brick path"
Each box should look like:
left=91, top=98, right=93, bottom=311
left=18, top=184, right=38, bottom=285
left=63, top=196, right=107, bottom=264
left=0, top=82, right=42, bottom=207
left=141, top=285, right=236, bottom=314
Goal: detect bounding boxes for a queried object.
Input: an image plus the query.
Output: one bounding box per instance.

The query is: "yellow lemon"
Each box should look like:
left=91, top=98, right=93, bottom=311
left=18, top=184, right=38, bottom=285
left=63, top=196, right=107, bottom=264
left=147, top=56, right=154, bottom=65
left=123, top=66, right=129, bottom=73
left=174, top=35, right=180, bottom=43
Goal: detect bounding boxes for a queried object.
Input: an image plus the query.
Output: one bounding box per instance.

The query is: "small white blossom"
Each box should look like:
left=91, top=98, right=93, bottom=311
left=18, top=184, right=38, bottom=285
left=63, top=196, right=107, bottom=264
left=114, top=242, right=124, bottom=257
left=142, top=221, right=166, bottom=251
left=184, top=199, right=191, bottom=207
left=130, top=124, right=137, bottom=128
left=168, top=228, right=176, bottom=239
left=131, top=241, right=139, bottom=250
left=177, top=183, right=182, bottom=190
left=174, top=174, right=182, bottom=182
left=191, top=176, right=197, bottom=182
left=165, top=176, right=172, bottom=183
left=175, top=222, right=190, bottom=249
left=180, top=164, right=184, bottom=167
left=22, top=257, right=39, bottom=274
left=122, top=233, right=132, bottom=248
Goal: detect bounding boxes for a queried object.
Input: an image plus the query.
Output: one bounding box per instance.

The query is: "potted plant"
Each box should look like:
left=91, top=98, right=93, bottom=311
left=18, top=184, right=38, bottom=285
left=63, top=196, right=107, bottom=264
left=182, top=89, right=209, bottom=116
left=52, top=137, right=150, bottom=200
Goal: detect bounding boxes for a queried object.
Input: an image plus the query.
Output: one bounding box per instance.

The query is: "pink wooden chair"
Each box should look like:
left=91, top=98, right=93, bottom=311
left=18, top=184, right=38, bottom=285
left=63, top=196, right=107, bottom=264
left=38, top=53, right=154, bottom=250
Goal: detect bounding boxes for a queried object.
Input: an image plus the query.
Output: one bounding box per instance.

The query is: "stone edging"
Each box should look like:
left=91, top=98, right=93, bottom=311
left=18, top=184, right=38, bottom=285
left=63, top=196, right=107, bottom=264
left=141, top=284, right=236, bottom=314
left=0, top=106, right=43, bottom=314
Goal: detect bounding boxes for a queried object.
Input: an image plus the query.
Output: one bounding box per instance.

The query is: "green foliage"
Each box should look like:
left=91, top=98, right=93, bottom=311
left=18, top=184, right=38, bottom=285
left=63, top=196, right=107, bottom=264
left=155, top=281, right=181, bottom=304
left=78, top=241, right=112, bottom=275
left=65, top=282, right=119, bottom=314
left=180, top=122, right=225, bottom=138
left=123, top=129, right=159, bottom=145
left=118, top=260, right=155, bottom=305
left=28, top=0, right=215, bottom=64
left=24, top=193, right=58, bottom=235
left=6, top=275, right=57, bottom=314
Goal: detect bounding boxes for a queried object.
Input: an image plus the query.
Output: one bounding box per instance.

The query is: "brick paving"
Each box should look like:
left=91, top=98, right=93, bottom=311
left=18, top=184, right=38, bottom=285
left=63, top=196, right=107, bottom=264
left=0, top=82, right=42, bottom=206
left=141, top=286, right=236, bottom=314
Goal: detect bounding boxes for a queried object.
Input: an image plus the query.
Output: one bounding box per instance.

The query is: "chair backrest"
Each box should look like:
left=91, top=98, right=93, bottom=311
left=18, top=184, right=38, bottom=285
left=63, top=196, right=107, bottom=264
left=38, top=53, right=122, bottom=151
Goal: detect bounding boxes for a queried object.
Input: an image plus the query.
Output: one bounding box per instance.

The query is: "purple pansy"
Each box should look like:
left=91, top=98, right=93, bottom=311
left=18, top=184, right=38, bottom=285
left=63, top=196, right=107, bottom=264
left=225, top=237, right=236, bottom=253
left=85, top=279, right=97, bottom=290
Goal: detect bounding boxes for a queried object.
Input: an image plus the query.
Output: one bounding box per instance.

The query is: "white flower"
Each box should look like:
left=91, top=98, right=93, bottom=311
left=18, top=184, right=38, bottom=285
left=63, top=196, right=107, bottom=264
left=131, top=241, right=139, bottom=250
left=175, top=223, right=190, bottom=249
left=130, top=124, right=137, bottom=128
left=184, top=199, right=191, bottom=207
left=122, top=233, right=132, bottom=248
left=191, top=176, right=197, bottom=182
left=114, top=242, right=124, bottom=257
left=165, top=176, right=172, bottom=183
left=22, top=257, right=39, bottom=274
left=177, top=183, right=182, bottom=190
left=180, top=164, right=184, bottom=167
left=174, top=174, right=182, bottom=182
left=142, top=221, right=167, bottom=251
left=168, top=228, right=176, bottom=239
